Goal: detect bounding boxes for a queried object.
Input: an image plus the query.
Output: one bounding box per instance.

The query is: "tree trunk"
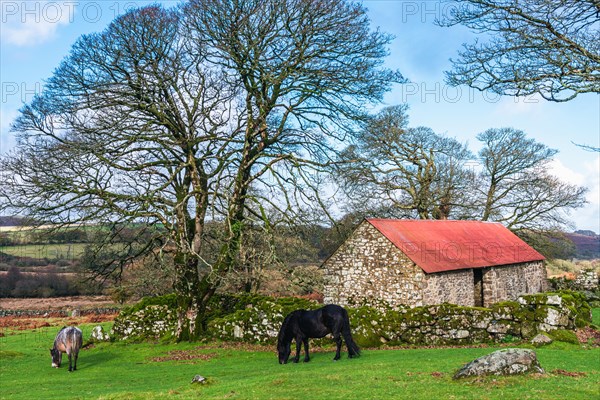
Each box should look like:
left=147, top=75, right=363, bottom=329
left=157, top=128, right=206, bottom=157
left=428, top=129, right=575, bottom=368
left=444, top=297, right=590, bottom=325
left=173, top=254, right=203, bottom=341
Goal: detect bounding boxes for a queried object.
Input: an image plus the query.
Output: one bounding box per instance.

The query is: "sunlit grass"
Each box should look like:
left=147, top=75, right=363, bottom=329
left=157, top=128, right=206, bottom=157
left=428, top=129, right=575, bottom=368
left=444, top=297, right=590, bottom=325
left=1, top=323, right=598, bottom=400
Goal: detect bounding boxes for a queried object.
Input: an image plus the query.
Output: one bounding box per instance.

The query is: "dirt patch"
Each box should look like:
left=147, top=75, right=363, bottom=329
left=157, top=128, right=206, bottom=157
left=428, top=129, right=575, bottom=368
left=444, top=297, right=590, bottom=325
left=203, top=342, right=274, bottom=353
left=0, top=313, right=116, bottom=330
left=150, top=349, right=218, bottom=363
left=0, top=317, right=52, bottom=330
left=575, top=327, right=600, bottom=346
left=0, top=296, right=119, bottom=310
left=551, top=369, right=587, bottom=378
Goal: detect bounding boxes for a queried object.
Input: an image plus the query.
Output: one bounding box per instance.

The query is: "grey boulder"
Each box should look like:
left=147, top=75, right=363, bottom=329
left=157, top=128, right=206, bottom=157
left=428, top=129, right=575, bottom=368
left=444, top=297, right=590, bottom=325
left=454, top=348, right=544, bottom=379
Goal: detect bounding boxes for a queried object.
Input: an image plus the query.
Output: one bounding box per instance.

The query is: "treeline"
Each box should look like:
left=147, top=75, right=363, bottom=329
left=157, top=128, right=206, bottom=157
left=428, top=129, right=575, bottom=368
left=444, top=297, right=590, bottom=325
left=0, top=229, right=89, bottom=246
left=0, top=267, right=95, bottom=298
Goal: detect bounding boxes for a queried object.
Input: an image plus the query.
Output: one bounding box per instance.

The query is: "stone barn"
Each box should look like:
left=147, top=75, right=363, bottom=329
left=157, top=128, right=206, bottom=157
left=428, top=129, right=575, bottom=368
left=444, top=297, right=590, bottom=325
left=323, top=219, right=547, bottom=308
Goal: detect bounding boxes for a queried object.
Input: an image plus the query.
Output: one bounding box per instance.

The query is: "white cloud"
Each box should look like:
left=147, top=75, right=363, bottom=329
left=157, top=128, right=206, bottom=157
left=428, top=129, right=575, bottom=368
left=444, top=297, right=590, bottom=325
left=1, top=1, right=76, bottom=46
left=549, top=159, right=585, bottom=185
left=550, top=157, right=600, bottom=233
left=0, top=108, right=18, bottom=155
left=582, top=157, right=600, bottom=205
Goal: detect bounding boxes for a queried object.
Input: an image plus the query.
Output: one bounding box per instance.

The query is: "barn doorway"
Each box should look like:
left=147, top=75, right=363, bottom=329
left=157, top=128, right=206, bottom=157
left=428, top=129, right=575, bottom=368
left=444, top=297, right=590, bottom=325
left=473, top=269, right=484, bottom=307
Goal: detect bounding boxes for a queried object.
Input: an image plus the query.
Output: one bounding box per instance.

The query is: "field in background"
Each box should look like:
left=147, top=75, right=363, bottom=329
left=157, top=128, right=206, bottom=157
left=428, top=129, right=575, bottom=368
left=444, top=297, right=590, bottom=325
left=0, top=296, right=119, bottom=311
left=0, top=243, right=87, bottom=261
left=546, top=259, right=600, bottom=278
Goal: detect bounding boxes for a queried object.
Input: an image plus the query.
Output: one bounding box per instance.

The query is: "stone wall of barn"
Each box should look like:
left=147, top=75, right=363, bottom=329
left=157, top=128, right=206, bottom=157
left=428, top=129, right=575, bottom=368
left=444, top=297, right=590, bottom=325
left=482, top=261, right=547, bottom=307
left=323, top=221, right=426, bottom=308
left=423, top=269, right=475, bottom=306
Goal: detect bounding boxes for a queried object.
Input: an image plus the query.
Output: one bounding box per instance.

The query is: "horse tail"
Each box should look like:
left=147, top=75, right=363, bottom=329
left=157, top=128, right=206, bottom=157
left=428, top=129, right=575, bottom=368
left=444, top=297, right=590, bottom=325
left=65, top=327, right=82, bottom=354
left=341, top=308, right=360, bottom=357
left=72, top=327, right=83, bottom=351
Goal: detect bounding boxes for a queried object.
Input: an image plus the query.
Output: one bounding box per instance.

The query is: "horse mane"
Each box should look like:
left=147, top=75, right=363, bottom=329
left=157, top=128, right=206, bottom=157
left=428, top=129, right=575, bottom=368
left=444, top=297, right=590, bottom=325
left=277, top=310, right=303, bottom=346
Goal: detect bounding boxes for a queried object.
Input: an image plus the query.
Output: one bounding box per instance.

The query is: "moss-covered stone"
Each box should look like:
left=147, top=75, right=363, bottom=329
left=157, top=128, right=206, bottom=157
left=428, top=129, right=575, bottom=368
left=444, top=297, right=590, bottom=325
left=206, top=295, right=321, bottom=344
left=111, top=292, right=593, bottom=346
left=519, top=321, right=538, bottom=339
left=490, top=301, right=521, bottom=320
left=546, top=329, right=579, bottom=344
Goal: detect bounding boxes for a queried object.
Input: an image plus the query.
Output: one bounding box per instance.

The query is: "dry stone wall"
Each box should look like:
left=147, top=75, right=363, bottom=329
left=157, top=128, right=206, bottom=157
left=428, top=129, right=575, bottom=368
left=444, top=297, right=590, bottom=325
left=575, top=270, right=599, bottom=290
left=111, top=292, right=592, bottom=348
left=209, top=292, right=591, bottom=347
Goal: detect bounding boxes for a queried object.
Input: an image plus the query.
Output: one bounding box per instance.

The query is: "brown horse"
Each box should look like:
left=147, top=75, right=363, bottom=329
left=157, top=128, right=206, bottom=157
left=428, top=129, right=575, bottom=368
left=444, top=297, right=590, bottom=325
left=50, top=326, right=83, bottom=372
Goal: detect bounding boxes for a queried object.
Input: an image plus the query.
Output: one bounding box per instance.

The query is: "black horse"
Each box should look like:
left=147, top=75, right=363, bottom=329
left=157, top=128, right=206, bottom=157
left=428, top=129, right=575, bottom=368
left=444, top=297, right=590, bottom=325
left=277, top=304, right=360, bottom=364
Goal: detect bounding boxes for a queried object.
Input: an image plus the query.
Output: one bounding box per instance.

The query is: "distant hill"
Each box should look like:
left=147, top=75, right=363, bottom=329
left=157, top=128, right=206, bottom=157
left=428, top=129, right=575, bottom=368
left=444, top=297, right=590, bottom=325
left=0, top=216, right=27, bottom=227
left=564, top=231, right=600, bottom=259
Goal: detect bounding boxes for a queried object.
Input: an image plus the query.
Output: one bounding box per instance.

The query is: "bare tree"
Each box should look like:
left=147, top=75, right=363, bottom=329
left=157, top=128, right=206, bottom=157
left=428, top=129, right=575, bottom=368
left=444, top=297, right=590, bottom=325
left=440, top=0, right=600, bottom=101
left=476, top=128, right=587, bottom=230
left=0, top=1, right=400, bottom=339
left=337, top=113, right=587, bottom=235
left=338, top=105, right=475, bottom=220
left=181, top=0, right=402, bottom=323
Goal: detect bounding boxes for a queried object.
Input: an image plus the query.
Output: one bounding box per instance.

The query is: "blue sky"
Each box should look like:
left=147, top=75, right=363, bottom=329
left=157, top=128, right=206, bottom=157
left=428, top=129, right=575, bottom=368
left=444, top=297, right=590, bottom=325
left=1, top=1, right=599, bottom=232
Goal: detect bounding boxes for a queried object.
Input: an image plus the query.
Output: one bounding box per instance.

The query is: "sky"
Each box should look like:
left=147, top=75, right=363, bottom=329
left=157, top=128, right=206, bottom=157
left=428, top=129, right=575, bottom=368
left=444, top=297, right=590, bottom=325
left=1, top=0, right=599, bottom=232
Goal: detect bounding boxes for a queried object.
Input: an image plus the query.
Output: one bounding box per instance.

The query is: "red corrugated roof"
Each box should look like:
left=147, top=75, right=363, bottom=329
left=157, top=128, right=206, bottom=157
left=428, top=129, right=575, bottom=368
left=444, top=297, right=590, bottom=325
left=366, top=219, right=545, bottom=274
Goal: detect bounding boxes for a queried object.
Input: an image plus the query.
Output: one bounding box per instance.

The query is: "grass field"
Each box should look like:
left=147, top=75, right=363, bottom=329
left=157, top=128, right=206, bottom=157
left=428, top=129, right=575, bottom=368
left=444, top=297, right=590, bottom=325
left=1, top=323, right=599, bottom=400
left=0, top=244, right=87, bottom=260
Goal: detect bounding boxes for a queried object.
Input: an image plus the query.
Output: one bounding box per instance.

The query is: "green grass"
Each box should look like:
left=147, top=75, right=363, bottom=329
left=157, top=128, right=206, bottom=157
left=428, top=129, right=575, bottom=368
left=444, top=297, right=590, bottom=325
left=1, top=323, right=599, bottom=400
left=0, top=243, right=87, bottom=260
left=593, top=308, right=600, bottom=326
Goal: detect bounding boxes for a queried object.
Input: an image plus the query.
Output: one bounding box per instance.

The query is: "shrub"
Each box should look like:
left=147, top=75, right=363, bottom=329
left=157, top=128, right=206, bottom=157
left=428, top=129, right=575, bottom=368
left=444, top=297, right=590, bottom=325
left=0, top=266, right=82, bottom=298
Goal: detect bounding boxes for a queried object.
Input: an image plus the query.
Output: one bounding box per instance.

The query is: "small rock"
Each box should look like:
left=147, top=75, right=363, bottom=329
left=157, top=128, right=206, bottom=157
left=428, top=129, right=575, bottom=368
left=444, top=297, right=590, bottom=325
left=531, top=333, right=553, bottom=346
left=90, top=325, right=110, bottom=341
left=517, top=296, right=528, bottom=305
left=545, top=295, right=562, bottom=306
left=191, top=375, right=206, bottom=384
left=582, top=290, right=600, bottom=302
left=233, top=325, right=243, bottom=338
left=453, top=348, right=544, bottom=379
